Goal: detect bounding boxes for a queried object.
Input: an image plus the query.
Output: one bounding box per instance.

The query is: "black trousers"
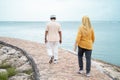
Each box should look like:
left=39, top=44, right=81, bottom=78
left=78, top=46, right=92, bottom=73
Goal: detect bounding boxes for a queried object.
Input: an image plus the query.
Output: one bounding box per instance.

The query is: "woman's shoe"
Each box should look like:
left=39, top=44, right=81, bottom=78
left=86, top=73, right=91, bottom=77
left=77, top=70, right=83, bottom=74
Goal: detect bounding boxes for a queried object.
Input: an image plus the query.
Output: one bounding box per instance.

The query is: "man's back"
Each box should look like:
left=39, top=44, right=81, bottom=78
left=46, top=21, right=61, bottom=42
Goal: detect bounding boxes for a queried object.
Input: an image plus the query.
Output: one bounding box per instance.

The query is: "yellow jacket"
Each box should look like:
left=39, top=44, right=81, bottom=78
left=76, top=26, right=95, bottom=50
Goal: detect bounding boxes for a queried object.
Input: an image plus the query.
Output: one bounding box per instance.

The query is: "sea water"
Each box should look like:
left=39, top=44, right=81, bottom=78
left=0, top=21, right=120, bottom=66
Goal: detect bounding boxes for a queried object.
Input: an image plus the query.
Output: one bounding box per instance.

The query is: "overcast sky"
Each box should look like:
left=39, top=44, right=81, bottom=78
left=0, top=0, right=120, bottom=21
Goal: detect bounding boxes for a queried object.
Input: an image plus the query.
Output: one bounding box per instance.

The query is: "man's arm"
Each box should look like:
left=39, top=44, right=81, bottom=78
left=59, top=31, right=62, bottom=44
left=45, top=31, right=48, bottom=43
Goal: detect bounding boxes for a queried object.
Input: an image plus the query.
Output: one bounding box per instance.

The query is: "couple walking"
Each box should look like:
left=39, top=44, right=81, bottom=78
left=45, top=15, right=95, bottom=77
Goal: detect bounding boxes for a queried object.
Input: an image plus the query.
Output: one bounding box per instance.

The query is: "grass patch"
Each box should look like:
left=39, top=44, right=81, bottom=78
left=0, top=63, right=11, bottom=69
left=0, top=62, right=17, bottom=78
left=0, top=72, right=8, bottom=80
left=23, top=69, right=33, bottom=75
left=6, top=67, right=17, bottom=77
left=0, top=44, right=4, bottom=48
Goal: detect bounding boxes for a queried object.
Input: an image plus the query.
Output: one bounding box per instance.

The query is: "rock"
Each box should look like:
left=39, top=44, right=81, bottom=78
left=0, top=50, right=4, bottom=56
left=0, top=69, right=7, bottom=73
left=0, top=46, right=12, bottom=53
left=0, top=60, right=2, bottom=65
left=5, top=57, right=27, bottom=68
left=9, top=73, right=32, bottom=80
left=3, top=51, right=28, bottom=68
left=7, top=49, right=16, bottom=55
left=0, top=44, right=3, bottom=48
left=0, top=54, right=10, bottom=62
left=15, top=51, right=23, bottom=58
left=20, top=56, right=28, bottom=62
left=16, top=62, right=32, bottom=73
left=7, top=51, right=23, bottom=59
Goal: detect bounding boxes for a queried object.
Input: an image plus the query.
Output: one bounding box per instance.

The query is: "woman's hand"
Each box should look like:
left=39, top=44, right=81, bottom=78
left=74, top=41, right=77, bottom=52
left=74, top=45, right=77, bottom=52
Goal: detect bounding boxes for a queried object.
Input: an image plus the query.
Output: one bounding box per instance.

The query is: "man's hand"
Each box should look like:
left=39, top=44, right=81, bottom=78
left=45, top=38, right=47, bottom=43
left=59, top=39, right=62, bottom=44
left=45, top=31, right=48, bottom=43
left=59, top=31, right=62, bottom=44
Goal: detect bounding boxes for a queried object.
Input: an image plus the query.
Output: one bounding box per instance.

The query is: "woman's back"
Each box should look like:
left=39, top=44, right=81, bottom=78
left=76, top=16, right=95, bottom=50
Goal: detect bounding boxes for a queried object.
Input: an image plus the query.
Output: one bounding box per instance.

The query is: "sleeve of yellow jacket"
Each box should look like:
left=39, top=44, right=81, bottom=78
left=91, top=28, right=95, bottom=43
left=76, top=27, right=82, bottom=45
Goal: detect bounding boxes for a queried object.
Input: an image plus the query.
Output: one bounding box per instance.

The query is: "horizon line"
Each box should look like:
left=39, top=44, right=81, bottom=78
left=0, top=20, right=120, bottom=22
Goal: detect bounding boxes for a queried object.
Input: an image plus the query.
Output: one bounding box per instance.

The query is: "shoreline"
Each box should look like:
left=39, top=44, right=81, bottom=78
left=0, top=37, right=120, bottom=80
left=62, top=47, right=120, bottom=68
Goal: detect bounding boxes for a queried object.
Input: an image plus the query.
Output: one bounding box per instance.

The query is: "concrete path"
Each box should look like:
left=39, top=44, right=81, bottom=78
left=0, top=37, right=112, bottom=80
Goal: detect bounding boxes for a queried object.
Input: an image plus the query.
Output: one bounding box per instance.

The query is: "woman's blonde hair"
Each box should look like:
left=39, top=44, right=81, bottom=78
left=82, top=16, right=91, bottom=28
left=81, top=16, right=92, bottom=36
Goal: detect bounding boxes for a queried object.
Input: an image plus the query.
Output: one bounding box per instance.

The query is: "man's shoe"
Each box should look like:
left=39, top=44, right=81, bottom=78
left=49, top=56, right=54, bottom=64
left=54, top=59, right=58, bottom=64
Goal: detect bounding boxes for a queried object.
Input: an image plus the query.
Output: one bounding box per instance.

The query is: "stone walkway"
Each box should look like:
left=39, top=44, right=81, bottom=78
left=0, top=37, right=112, bottom=80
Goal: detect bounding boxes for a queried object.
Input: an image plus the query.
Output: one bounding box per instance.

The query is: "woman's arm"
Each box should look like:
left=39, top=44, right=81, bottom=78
left=74, top=41, right=77, bottom=51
